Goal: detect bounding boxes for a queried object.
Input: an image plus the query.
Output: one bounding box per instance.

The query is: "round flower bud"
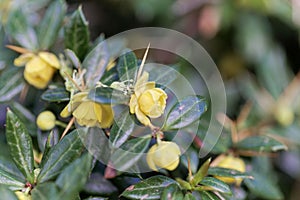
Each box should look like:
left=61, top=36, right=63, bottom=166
left=274, top=105, right=294, bottom=126
left=146, top=141, right=181, bottom=171
left=36, top=111, right=56, bottom=131
left=15, top=191, right=31, bottom=200
left=215, top=155, right=246, bottom=185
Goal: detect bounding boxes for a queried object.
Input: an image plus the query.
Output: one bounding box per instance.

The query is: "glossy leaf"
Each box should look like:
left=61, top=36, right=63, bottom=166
left=199, top=191, right=220, bottom=200
left=100, top=67, right=118, bottom=85
left=244, top=171, right=283, bottom=200
left=64, top=6, right=90, bottom=60
left=176, top=178, right=192, bottom=190
left=41, top=85, right=69, bottom=102
left=117, top=50, right=138, bottom=81
left=121, top=175, right=178, bottom=200
left=37, top=129, right=84, bottom=183
left=191, top=158, right=211, bottom=187
left=0, top=67, right=24, bottom=103
left=82, top=39, right=109, bottom=88
left=0, top=185, right=19, bottom=200
left=88, top=87, right=129, bottom=104
left=56, top=154, right=93, bottom=199
left=208, top=167, right=252, bottom=179
left=199, top=177, right=231, bottom=194
left=6, top=109, right=35, bottom=183
left=84, top=172, right=117, bottom=196
left=6, top=8, right=38, bottom=50
left=146, top=63, right=178, bottom=86
left=110, top=111, right=134, bottom=148
left=163, top=96, right=208, bottom=130
left=235, top=136, right=287, bottom=152
left=31, top=182, right=60, bottom=200
left=183, top=193, right=196, bottom=200
left=64, top=49, right=81, bottom=68
left=111, top=135, right=151, bottom=172
left=161, top=184, right=184, bottom=200
left=37, top=0, right=66, bottom=49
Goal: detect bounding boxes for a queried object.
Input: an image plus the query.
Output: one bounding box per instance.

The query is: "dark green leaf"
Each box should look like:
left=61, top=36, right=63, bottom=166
left=6, top=8, right=38, bottom=50
left=121, top=175, right=178, bottom=200
left=161, top=184, right=184, bottom=200
left=0, top=67, right=24, bottom=103
left=39, top=131, right=58, bottom=165
left=163, top=96, right=208, bottom=130
left=146, top=64, right=178, bottom=86
left=100, top=67, right=118, bottom=85
left=56, top=154, right=93, bottom=199
left=82, top=39, right=109, bottom=88
left=244, top=171, right=283, bottom=200
left=6, top=109, right=34, bottom=183
left=110, top=111, right=134, bottom=148
left=235, top=136, right=287, bottom=152
left=37, top=0, right=66, bottom=49
left=88, top=87, right=129, bottom=104
left=64, top=49, right=81, bottom=68
left=41, top=85, right=69, bottom=102
left=37, top=129, right=84, bottom=183
left=64, top=6, right=90, bottom=60
left=117, top=50, right=138, bottom=81
left=191, top=158, right=211, bottom=186
left=9, top=102, right=37, bottom=136
left=0, top=185, right=19, bottom=200
left=31, top=182, right=60, bottom=200
left=84, top=172, right=117, bottom=196
left=199, top=177, right=231, bottom=194
left=183, top=193, right=196, bottom=200
left=199, top=191, right=220, bottom=200
left=208, top=167, right=252, bottom=179
left=111, top=135, right=151, bottom=172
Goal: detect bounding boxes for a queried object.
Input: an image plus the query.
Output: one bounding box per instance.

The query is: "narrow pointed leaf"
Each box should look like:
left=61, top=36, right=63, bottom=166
left=208, top=167, right=252, bottom=179
left=111, top=135, right=151, bottom=172
left=121, top=175, right=178, bottom=200
left=117, top=50, right=138, bottom=81
left=6, top=109, right=35, bottom=183
left=64, top=6, right=90, bottom=60
left=88, top=87, right=130, bottom=104
left=110, top=111, right=135, bottom=148
left=37, top=129, right=84, bottom=183
left=199, top=191, right=220, bottom=200
left=37, top=0, right=66, bottom=49
left=0, top=185, right=19, bottom=200
left=163, top=96, right=208, bottom=130
left=161, top=184, right=184, bottom=200
left=236, top=136, right=287, bottom=152
left=100, top=67, right=118, bottom=85
left=199, top=177, right=231, bottom=194
left=191, top=158, right=211, bottom=186
left=41, top=85, right=70, bottom=102
left=31, top=182, right=60, bottom=200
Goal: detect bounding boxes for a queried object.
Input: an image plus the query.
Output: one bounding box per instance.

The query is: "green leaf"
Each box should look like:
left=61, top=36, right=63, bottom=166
left=0, top=185, right=19, bottom=200
left=161, top=184, right=184, bottom=200
left=9, top=102, right=37, bottom=136
left=176, top=178, right=192, bottom=190
left=6, top=8, right=38, bottom=50
left=88, top=87, right=129, bottom=104
left=208, top=167, right=252, bottom=179
left=235, top=136, right=287, bottom=152
left=121, top=175, right=178, bottom=200
left=64, top=5, right=90, bottom=60
left=6, top=109, right=35, bottom=183
left=199, top=191, right=220, bottom=200
left=244, top=171, right=283, bottom=200
left=64, top=49, right=81, bottom=68
left=111, top=135, right=151, bottom=172
left=0, top=156, right=25, bottom=190
left=110, top=111, right=135, bottom=148
left=31, top=182, right=60, bottom=200
left=83, top=172, right=117, bottom=196
left=163, top=96, right=208, bottom=130
left=183, top=193, right=196, bottom=200
left=199, top=177, right=231, bottom=194
left=56, top=154, right=93, bottom=199
left=37, top=0, right=66, bottom=49
left=0, top=67, right=24, bottom=103
left=100, top=67, right=118, bottom=85
left=146, top=64, right=178, bottom=86
left=191, top=158, right=211, bottom=187
left=82, top=39, right=109, bottom=88
left=41, top=85, right=69, bottom=102
left=117, top=50, right=138, bottom=81
left=37, top=129, right=84, bottom=183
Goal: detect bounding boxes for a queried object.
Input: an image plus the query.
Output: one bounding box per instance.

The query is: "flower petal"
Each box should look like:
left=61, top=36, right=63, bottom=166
left=146, top=144, right=159, bottom=171
left=129, top=94, right=137, bottom=114
left=135, top=106, right=150, bottom=126
left=39, top=52, right=60, bottom=69
left=14, top=53, right=35, bottom=67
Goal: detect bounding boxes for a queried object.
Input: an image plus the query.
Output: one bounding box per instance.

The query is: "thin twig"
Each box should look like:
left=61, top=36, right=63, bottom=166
left=60, top=117, right=75, bottom=140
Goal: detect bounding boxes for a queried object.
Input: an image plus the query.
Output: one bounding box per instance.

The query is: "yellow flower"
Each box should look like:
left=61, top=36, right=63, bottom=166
left=129, top=72, right=167, bottom=126
left=36, top=111, right=56, bottom=131
left=274, top=104, right=294, bottom=126
left=15, top=191, right=31, bottom=200
left=214, top=155, right=246, bottom=185
left=14, top=52, right=60, bottom=89
left=146, top=141, right=181, bottom=171
left=60, top=92, right=114, bottom=128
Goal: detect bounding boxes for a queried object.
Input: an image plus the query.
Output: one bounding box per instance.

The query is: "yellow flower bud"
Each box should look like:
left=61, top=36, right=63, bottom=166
left=129, top=72, right=167, bottom=126
left=15, top=191, right=31, bottom=200
left=146, top=141, right=181, bottom=171
left=60, top=92, right=114, bottom=128
left=36, top=111, right=56, bottom=131
left=14, top=52, right=60, bottom=89
left=274, top=105, right=294, bottom=126
left=214, top=155, right=246, bottom=185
